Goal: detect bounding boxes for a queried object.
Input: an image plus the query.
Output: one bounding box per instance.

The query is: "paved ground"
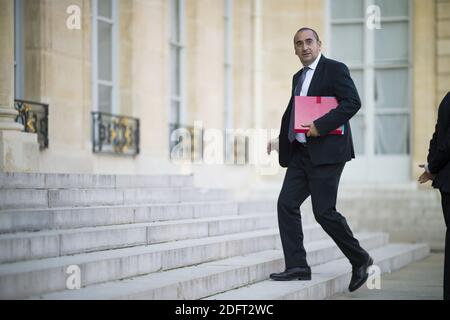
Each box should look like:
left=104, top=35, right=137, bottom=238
left=328, top=253, right=445, bottom=300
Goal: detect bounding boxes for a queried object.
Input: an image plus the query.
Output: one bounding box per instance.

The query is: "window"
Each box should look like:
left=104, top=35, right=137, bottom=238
left=169, top=0, right=185, bottom=126
left=373, top=0, right=410, bottom=155
left=224, top=0, right=235, bottom=162
left=14, top=0, right=24, bottom=100
left=329, top=0, right=411, bottom=156
left=224, top=0, right=233, bottom=130
left=92, top=0, right=119, bottom=114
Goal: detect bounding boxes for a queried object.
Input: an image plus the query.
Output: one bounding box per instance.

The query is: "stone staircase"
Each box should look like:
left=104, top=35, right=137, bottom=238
left=0, top=173, right=430, bottom=300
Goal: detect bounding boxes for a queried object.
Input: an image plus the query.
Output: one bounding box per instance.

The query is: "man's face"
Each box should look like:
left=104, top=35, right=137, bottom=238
left=294, top=30, right=322, bottom=66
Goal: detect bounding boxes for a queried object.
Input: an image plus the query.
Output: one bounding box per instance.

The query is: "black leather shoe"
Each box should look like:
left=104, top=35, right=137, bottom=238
left=269, top=267, right=311, bottom=281
left=348, top=256, right=374, bottom=292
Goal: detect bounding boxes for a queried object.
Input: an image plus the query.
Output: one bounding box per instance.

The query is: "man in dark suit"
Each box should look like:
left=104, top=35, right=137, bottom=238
left=267, top=27, right=372, bottom=292
left=418, top=92, right=450, bottom=300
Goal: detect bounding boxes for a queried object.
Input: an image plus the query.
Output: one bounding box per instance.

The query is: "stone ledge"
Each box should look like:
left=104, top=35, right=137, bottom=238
left=0, top=131, right=39, bottom=173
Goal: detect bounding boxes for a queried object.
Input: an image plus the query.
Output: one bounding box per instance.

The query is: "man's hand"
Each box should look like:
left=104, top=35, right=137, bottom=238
left=301, top=122, right=320, bottom=137
left=418, top=164, right=436, bottom=184
left=267, top=137, right=279, bottom=155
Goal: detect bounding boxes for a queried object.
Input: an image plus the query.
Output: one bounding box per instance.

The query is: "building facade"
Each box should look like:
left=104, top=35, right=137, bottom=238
left=0, top=0, right=449, bottom=190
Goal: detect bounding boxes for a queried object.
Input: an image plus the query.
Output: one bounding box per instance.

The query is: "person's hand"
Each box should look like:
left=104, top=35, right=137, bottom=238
left=301, top=122, right=320, bottom=137
left=418, top=164, right=435, bottom=184
left=267, top=138, right=279, bottom=155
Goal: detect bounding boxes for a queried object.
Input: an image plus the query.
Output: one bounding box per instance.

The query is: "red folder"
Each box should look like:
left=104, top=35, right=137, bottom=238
left=294, top=96, right=344, bottom=135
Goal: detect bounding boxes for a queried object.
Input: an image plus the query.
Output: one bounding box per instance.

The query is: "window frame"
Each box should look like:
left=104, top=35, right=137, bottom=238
left=14, top=0, right=24, bottom=100
left=91, top=0, right=119, bottom=114
left=224, top=0, right=233, bottom=130
left=169, top=0, right=186, bottom=126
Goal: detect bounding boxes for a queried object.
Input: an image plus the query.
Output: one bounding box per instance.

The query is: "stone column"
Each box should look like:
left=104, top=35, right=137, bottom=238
left=412, top=0, right=436, bottom=181
left=0, top=0, right=39, bottom=172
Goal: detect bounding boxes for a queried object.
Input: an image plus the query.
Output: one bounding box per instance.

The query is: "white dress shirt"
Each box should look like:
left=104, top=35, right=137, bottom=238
left=296, top=52, right=322, bottom=143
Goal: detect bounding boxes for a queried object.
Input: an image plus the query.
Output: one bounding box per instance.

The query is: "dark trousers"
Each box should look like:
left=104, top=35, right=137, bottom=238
left=441, top=191, right=450, bottom=300
left=277, top=141, right=369, bottom=269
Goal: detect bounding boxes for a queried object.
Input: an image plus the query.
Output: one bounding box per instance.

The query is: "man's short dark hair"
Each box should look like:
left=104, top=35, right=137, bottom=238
left=295, top=27, right=320, bottom=42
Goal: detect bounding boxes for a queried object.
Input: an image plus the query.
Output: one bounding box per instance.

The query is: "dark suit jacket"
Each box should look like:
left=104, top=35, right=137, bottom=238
left=278, top=55, right=361, bottom=167
left=427, top=92, right=450, bottom=193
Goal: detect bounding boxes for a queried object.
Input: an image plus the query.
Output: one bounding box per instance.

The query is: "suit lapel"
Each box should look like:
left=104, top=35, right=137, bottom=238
left=306, top=54, right=326, bottom=96
left=291, top=69, right=303, bottom=97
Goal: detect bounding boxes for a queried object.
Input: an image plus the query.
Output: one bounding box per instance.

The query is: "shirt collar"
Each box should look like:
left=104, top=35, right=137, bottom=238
left=304, top=52, right=321, bottom=71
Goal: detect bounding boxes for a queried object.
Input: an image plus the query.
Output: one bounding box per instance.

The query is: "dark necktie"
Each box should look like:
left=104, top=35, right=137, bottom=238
left=288, top=67, right=309, bottom=143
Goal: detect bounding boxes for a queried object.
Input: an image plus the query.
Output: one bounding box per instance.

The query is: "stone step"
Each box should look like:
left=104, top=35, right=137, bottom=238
left=0, top=213, right=292, bottom=263
left=338, top=186, right=439, bottom=198
left=29, top=232, right=389, bottom=300
left=0, top=230, right=387, bottom=300
left=0, top=173, right=194, bottom=190
left=0, top=228, right=279, bottom=299
left=249, top=186, right=441, bottom=208
left=205, top=243, right=429, bottom=300
left=0, top=199, right=286, bottom=234
left=337, top=197, right=442, bottom=211
left=0, top=187, right=233, bottom=210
